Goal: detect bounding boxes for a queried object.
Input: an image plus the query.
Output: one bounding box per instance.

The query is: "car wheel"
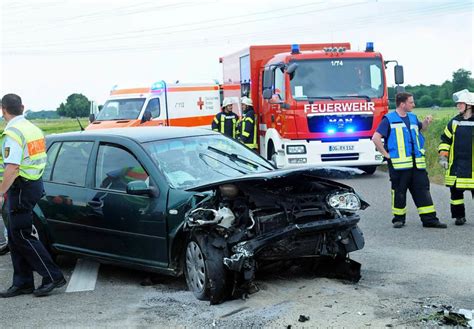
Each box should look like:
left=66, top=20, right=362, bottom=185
left=184, top=234, right=229, bottom=304
left=185, top=240, right=207, bottom=300
left=0, top=242, right=8, bottom=255
left=32, top=216, right=53, bottom=252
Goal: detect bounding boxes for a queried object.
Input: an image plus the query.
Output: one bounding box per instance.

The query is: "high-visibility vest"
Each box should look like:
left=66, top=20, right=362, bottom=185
left=386, top=112, right=426, bottom=170
left=239, top=109, right=258, bottom=149
left=212, top=112, right=238, bottom=138
left=1, top=118, right=47, bottom=180
left=438, top=115, right=474, bottom=189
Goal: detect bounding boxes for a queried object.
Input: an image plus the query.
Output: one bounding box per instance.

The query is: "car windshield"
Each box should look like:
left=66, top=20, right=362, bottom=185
left=143, top=134, right=273, bottom=189
left=290, top=58, right=384, bottom=99
left=95, top=98, right=145, bottom=121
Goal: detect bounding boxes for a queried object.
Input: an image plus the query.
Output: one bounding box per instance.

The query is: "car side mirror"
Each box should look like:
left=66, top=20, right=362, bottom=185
left=142, top=111, right=152, bottom=123
left=394, top=65, right=404, bottom=85
left=89, top=114, right=95, bottom=123
left=126, top=180, right=157, bottom=197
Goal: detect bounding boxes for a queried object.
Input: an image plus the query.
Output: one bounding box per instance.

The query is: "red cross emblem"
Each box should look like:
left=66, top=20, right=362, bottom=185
left=197, top=97, right=204, bottom=110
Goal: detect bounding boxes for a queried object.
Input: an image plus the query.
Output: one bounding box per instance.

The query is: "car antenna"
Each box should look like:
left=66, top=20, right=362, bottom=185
left=76, top=117, right=85, bottom=131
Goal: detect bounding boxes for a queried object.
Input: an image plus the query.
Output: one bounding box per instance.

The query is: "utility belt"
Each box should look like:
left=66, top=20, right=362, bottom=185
left=11, top=176, right=42, bottom=190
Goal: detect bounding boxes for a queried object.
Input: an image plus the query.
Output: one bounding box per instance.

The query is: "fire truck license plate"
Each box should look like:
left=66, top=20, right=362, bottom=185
left=329, top=145, right=354, bottom=152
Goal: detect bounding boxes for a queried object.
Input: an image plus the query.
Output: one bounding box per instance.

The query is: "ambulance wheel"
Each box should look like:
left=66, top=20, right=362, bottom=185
left=359, top=166, right=377, bottom=175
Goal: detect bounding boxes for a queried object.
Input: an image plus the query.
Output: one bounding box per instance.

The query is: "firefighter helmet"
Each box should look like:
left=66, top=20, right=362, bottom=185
left=222, top=97, right=233, bottom=108
left=452, top=89, right=474, bottom=105
left=241, top=96, right=253, bottom=107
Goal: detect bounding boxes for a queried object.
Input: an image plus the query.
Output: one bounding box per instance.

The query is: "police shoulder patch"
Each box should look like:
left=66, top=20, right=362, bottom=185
left=4, top=147, right=10, bottom=158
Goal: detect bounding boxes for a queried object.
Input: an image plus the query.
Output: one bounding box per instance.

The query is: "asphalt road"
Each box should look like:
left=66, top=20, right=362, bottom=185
left=0, top=170, right=473, bottom=327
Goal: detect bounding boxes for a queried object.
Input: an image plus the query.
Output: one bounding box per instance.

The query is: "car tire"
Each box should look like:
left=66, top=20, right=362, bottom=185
left=0, top=243, right=8, bottom=255
left=32, top=216, right=56, bottom=256
left=184, top=233, right=229, bottom=304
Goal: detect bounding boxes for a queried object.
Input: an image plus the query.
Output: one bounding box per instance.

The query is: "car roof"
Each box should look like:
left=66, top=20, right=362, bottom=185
left=47, top=126, right=219, bottom=143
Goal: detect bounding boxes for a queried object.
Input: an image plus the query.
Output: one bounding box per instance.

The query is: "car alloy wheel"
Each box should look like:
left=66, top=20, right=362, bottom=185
left=185, top=240, right=207, bottom=296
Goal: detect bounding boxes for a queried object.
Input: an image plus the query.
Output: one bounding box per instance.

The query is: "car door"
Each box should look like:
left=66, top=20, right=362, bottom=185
left=40, top=140, right=97, bottom=251
left=88, top=142, right=168, bottom=266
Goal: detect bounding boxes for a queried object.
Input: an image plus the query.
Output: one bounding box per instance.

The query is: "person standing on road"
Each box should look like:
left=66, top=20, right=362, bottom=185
left=372, top=92, right=447, bottom=229
left=0, top=94, right=66, bottom=298
left=212, top=97, right=239, bottom=139
left=438, top=89, right=474, bottom=226
left=237, top=96, right=258, bottom=150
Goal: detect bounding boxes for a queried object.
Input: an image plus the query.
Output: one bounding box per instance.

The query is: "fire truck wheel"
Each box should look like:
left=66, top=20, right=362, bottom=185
left=359, top=166, right=377, bottom=175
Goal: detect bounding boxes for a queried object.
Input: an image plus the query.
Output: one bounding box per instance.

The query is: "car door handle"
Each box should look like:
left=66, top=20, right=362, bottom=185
left=87, top=200, right=103, bottom=208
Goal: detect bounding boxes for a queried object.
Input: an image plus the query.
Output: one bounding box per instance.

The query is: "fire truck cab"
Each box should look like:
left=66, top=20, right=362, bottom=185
left=220, top=43, right=404, bottom=173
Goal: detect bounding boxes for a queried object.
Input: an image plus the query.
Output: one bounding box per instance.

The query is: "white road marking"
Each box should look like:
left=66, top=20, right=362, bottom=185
left=66, top=258, right=100, bottom=293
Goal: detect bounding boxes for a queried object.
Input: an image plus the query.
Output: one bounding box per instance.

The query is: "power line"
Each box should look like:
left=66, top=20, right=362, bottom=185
left=3, top=2, right=471, bottom=55
left=3, top=2, right=360, bottom=48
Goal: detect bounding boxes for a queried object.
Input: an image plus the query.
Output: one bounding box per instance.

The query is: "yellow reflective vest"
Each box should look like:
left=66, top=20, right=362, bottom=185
left=1, top=118, right=47, bottom=181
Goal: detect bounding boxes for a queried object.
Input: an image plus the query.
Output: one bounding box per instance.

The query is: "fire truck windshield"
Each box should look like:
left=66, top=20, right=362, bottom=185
left=96, top=98, right=146, bottom=121
left=290, top=58, right=384, bottom=100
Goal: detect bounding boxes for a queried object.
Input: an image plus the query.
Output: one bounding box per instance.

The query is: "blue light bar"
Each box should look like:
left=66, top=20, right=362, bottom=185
left=151, top=81, right=165, bottom=92
left=327, top=128, right=336, bottom=134
left=291, top=44, right=300, bottom=54
left=366, top=42, right=374, bottom=52
left=346, top=127, right=354, bottom=133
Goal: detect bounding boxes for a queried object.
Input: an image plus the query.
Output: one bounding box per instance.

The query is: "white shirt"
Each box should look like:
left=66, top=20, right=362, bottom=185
left=2, top=115, right=26, bottom=165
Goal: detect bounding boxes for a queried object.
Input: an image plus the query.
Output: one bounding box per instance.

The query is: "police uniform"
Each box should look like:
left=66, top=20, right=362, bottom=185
left=212, top=111, right=239, bottom=138
left=438, top=114, right=474, bottom=221
left=238, top=107, right=258, bottom=150
left=377, top=111, right=440, bottom=226
left=1, top=115, right=64, bottom=292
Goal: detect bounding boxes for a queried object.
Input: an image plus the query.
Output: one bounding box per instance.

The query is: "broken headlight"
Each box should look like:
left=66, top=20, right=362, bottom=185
left=326, top=192, right=361, bottom=212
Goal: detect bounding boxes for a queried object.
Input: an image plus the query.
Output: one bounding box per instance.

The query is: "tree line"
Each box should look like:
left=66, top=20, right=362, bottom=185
left=388, top=68, right=473, bottom=109
left=52, top=68, right=473, bottom=118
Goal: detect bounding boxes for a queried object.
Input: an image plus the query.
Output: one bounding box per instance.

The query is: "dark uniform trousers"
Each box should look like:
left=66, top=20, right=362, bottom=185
left=389, top=166, right=438, bottom=225
left=7, top=177, right=63, bottom=287
left=450, top=186, right=473, bottom=219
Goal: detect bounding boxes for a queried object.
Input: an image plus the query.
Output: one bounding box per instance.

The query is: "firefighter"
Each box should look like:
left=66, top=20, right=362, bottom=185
left=0, top=94, right=65, bottom=298
left=372, top=92, right=447, bottom=229
left=438, top=89, right=474, bottom=226
left=212, top=97, right=238, bottom=139
left=238, top=96, right=258, bottom=150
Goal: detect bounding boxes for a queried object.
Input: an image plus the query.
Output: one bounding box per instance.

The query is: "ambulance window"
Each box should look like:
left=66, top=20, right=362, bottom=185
left=145, top=98, right=161, bottom=119
left=51, top=142, right=93, bottom=186
left=275, top=68, right=286, bottom=101
left=43, top=142, right=61, bottom=181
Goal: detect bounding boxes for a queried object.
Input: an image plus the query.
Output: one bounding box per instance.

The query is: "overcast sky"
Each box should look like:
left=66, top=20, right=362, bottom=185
left=1, top=0, right=473, bottom=111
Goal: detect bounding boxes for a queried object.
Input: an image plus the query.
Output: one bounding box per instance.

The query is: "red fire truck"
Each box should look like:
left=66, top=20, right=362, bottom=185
left=220, top=43, right=404, bottom=173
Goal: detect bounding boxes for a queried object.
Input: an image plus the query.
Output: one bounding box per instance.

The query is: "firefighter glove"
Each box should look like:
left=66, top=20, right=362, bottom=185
left=438, top=155, right=449, bottom=170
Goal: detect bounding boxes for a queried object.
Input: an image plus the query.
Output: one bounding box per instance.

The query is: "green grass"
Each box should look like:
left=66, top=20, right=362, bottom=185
left=0, top=118, right=89, bottom=135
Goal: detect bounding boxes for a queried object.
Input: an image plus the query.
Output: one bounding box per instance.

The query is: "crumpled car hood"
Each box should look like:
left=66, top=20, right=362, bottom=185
left=186, top=167, right=354, bottom=192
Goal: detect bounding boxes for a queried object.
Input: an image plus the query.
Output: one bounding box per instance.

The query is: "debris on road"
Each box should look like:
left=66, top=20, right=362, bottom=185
left=298, top=315, right=310, bottom=322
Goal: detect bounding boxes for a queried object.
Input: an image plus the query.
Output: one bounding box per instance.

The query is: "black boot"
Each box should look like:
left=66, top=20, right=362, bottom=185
left=454, top=217, right=466, bottom=226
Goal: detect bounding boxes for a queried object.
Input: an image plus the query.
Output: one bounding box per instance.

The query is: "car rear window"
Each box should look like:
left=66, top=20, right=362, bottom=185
left=51, top=141, right=93, bottom=186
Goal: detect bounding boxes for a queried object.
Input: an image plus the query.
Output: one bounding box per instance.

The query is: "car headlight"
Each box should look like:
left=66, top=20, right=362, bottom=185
left=327, top=192, right=361, bottom=212
left=286, top=145, right=306, bottom=154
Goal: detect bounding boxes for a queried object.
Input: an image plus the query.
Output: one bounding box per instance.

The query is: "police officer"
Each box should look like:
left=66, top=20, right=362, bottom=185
left=372, top=92, right=447, bottom=229
left=0, top=94, right=65, bottom=298
left=212, top=97, right=238, bottom=138
left=238, top=97, right=258, bottom=150
left=438, top=89, right=474, bottom=225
